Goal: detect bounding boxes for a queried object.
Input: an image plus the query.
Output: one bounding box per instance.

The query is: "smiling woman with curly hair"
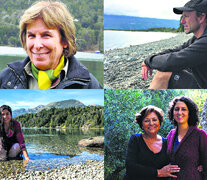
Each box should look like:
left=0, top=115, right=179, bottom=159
left=124, top=105, right=180, bottom=180
left=167, top=96, right=207, bottom=180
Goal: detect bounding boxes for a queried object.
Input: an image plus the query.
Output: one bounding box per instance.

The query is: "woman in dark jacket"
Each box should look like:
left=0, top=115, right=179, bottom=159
left=124, top=105, right=180, bottom=180
left=167, top=96, right=207, bottom=180
left=0, top=1, right=102, bottom=89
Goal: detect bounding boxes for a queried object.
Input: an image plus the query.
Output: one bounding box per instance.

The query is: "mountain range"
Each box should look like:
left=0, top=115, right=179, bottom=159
left=104, top=14, right=180, bottom=30
left=12, top=99, right=86, bottom=117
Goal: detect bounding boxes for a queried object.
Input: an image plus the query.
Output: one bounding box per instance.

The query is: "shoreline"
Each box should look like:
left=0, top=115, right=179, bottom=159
left=0, top=46, right=103, bottom=61
left=104, top=33, right=193, bottom=89
left=104, top=31, right=178, bottom=51
left=104, top=29, right=178, bottom=32
left=1, top=160, right=104, bottom=180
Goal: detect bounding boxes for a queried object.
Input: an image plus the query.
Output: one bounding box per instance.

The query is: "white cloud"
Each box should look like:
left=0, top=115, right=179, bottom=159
left=80, top=98, right=104, bottom=106
left=104, top=0, right=189, bottom=20
left=8, top=101, right=47, bottom=110
left=0, top=90, right=103, bottom=112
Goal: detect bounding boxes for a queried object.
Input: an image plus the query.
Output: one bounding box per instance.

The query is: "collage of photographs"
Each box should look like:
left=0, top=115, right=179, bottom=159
left=0, top=0, right=207, bottom=179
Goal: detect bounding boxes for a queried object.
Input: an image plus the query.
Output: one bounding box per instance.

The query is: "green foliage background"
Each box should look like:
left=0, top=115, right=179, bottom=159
left=177, top=16, right=184, bottom=32
left=15, top=106, right=104, bottom=129
left=0, top=0, right=103, bottom=52
left=105, top=89, right=207, bottom=180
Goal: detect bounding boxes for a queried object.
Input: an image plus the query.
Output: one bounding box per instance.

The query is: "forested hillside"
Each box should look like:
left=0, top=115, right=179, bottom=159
left=15, top=106, right=104, bottom=129
left=0, top=0, right=103, bottom=52
left=104, top=14, right=184, bottom=33
left=104, top=14, right=179, bottom=30
left=13, top=99, right=85, bottom=117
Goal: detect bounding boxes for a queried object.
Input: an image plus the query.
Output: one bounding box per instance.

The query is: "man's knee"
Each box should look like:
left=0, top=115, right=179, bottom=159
left=153, top=71, right=172, bottom=81
left=149, top=71, right=172, bottom=89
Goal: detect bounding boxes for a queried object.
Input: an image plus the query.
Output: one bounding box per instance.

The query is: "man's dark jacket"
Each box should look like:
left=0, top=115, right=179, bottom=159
left=0, top=55, right=102, bottom=89
left=144, top=28, right=207, bottom=88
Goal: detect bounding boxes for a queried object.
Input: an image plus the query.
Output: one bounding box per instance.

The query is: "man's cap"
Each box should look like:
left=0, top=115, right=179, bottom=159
left=173, top=0, right=207, bottom=14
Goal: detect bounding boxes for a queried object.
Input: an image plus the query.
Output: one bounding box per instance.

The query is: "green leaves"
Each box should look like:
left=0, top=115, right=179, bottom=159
left=0, top=0, right=103, bottom=52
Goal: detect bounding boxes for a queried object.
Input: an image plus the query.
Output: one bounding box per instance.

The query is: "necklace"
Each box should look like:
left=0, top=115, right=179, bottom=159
left=4, top=123, right=10, bottom=134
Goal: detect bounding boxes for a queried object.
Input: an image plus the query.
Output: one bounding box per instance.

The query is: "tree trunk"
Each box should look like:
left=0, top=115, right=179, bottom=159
left=201, top=98, right=207, bottom=132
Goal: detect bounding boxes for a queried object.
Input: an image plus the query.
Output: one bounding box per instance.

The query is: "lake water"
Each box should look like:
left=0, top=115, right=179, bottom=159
left=104, top=30, right=178, bottom=50
left=0, top=128, right=104, bottom=173
left=0, top=46, right=103, bottom=86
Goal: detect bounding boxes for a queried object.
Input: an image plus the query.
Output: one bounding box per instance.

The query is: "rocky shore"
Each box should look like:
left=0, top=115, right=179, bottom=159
left=1, top=160, right=104, bottom=180
left=104, top=33, right=193, bottom=89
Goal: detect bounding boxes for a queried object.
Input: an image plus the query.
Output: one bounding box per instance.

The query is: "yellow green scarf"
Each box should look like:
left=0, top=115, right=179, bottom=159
left=31, top=55, right=65, bottom=89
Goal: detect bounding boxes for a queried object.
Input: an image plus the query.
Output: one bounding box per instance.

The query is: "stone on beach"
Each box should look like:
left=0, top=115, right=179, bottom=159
left=104, top=33, right=193, bottom=89
left=1, top=160, right=104, bottom=180
left=78, top=136, right=104, bottom=148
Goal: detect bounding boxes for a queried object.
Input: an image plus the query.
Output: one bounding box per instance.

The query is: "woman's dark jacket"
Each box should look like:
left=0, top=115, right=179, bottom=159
left=0, top=55, right=102, bottom=89
left=167, top=126, right=207, bottom=180
left=144, top=28, right=207, bottom=88
left=124, top=134, right=169, bottom=180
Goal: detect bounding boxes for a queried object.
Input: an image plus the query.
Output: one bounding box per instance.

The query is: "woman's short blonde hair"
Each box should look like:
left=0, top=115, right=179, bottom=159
left=20, top=0, right=77, bottom=57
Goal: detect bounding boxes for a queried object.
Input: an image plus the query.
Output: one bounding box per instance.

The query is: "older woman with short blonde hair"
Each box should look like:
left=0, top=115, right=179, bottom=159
left=0, top=1, right=101, bottom=89
left=20, top=0, right=77, bottom=58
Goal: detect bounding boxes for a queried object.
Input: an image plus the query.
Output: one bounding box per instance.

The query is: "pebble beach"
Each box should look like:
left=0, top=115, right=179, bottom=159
left=0, top=160, right=104, bottom=180
left=104, top=33, right=193, bottom=89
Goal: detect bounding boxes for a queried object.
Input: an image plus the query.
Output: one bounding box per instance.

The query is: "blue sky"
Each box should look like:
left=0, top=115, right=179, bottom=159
left=104, top=0, right=189, bottom=20
left=0, top=90, right=104, bottom=110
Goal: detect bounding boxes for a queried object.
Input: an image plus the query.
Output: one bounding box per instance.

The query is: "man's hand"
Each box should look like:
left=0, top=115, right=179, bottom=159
left=141, top=62, right=153, bottom=80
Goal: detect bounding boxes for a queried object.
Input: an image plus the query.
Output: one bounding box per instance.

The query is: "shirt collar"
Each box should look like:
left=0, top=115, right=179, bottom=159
left=24, top=57, right=69, bottom=89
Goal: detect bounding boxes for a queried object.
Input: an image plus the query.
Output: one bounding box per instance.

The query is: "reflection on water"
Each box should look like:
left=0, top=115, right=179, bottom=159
left=0, top=128, right=104, bottom=173
left=23, top=128, right=104, bottom=155
left=0, top=55, right=103, bottom=87
left=81, top=60, right=103, bottom=87
left=26, top=151, right=103, bottom=171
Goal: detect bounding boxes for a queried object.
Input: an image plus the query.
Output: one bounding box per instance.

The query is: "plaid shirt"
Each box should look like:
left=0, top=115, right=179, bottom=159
left=4, top=119, right=26, bottom=150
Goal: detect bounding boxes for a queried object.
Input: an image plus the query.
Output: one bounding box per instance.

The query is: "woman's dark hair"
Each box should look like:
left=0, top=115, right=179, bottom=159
left=167, top=96, right=199, bottom=126
left=0, top=105, right=12, bottom=117
left=135, top=105, right=164, bottom=129
left=0, top=105, right=12, bottom=151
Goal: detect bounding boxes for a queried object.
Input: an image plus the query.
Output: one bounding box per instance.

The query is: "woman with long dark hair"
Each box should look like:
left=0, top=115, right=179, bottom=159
left=167, top=96, right=207, bottom=179
left=1, top=105, right=29, bottom=161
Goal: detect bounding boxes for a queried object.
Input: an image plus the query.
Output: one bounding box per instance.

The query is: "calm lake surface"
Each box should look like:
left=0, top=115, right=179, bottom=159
left=104, top=30, right=178, bottom=50
left=0, top=46, right=103, bottom=86
left=0, top=128, right=104, bottom=173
